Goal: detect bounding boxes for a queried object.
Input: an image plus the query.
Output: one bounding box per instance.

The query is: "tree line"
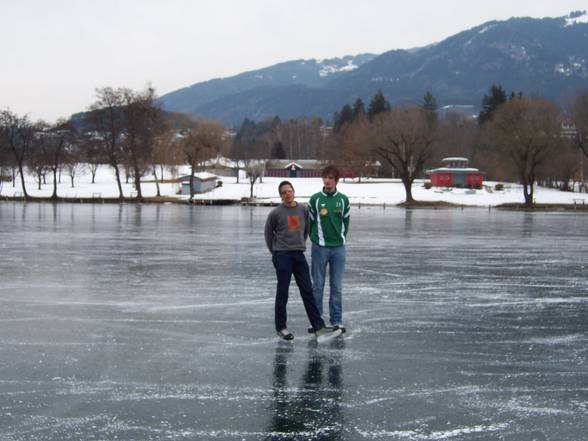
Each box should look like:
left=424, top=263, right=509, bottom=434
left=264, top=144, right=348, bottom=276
left=228, top=86, right=588, bottom=205
left=325, top=86, right=588, bottom=206
left=0, top=87, right=233, bottom=201
left=1, top=85, right=588, bottom=206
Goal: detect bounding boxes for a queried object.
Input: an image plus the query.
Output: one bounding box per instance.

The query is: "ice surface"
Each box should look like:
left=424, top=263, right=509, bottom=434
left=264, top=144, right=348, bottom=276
left=0, top=203, right=587, bottom=440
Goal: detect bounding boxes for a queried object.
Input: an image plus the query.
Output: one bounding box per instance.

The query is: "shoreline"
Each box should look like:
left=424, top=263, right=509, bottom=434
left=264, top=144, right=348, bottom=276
left=2, top=195, right=587, bottom=211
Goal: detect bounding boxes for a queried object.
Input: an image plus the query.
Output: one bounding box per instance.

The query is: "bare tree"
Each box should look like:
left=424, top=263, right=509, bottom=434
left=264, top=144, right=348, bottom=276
left=151, top=127, right=183, bottom=196
left=63, top=145, right=85, bottom=188
left=27, top=123, right=51, bottom=191
left=532, top=134, right=575, bottom=190
left=0, top=130, right=16, bottom=189
left=40, top=120, right=75, bottom=199
left=0, top=110, right=35, bottom=199
left=64, top=162, right=84, bottom=188
left=370, top=106, right=437, bottom=203
left=120, top=87, right=164, bottom=200
left=330, top=114, right=372, bottom=182
left=242, top=134, right=273, bottom=196
left=86, top=87, right=126, bottom=199
left=77, top=130, right=105, bottom=184
left=245, top=160, right=265, bottom=199
left=151, top=130, right=173, bottom=197
left=572, top=90, right=588, bottom=159
left=434, top=114, right=480, bottom=164
left=280, top=117, right=325, bottom=158
left=181, top=120, right=226, bottom=201
left=0, top=135, right=10, bottom=192
left=231, top=117, right=286, bottom=182
left=482, top=97, right=560, bottom=206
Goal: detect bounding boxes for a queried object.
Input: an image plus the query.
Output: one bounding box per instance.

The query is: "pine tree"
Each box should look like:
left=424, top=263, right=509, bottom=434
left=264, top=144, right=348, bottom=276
left=422, top=91, right=437, bottom=112
left=421, top=91, right=438, bottom=128
left=334, top=103, right=354, bottom=132
left=352, top=98, right=366, bottom=120
left=478, top=84, right=507, bottom=125
left=271, top=115, right=282, bottom=129
left=271, top=141, right=286, bottom=159
left=235, top=118, right=255, bottom=140
left=367, top=90, right=391, bottom=121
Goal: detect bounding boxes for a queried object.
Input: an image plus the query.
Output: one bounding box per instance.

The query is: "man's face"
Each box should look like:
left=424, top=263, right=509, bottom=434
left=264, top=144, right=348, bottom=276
left=322, top=174, right=337, bottom=192
left=280, top=184, right=295, bottom=204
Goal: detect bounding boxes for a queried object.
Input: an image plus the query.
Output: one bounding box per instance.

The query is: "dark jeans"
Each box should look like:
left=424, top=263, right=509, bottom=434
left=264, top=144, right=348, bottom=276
left=272, top=250, right=325, bottom=332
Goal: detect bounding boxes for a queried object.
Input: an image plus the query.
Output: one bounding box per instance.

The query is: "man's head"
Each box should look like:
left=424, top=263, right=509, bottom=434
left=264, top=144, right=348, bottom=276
left=321, top=165, right=340, bottom=192
left=278, top=180, right=295, bottom=206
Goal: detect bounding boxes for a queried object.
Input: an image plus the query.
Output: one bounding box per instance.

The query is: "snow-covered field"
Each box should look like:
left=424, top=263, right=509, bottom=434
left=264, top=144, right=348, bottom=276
left=1, top=164, right=586, bottom=207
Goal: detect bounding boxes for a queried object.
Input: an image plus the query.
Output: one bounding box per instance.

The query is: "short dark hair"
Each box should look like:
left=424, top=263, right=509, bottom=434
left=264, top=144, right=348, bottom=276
left=278, top=180, right=294, bottom=195
left=321, top=165, right=340, bottom=182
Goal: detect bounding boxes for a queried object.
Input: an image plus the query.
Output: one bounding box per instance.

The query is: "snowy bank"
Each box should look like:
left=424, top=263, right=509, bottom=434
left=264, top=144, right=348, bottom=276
left=1, top=165, right=586, bottom=208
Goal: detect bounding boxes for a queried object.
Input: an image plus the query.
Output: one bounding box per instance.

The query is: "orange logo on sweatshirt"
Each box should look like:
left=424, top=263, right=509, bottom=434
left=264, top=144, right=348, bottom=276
left=288, top=215, right=301, bottom=231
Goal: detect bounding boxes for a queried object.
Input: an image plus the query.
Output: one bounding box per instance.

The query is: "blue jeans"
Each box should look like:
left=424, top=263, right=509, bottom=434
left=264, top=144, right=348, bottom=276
left=311, top=243, right=346, bottom=325
left=272, top=251, right=325, bottom=332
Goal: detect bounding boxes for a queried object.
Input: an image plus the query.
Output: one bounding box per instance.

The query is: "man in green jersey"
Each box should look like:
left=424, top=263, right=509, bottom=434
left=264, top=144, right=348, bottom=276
left=308, top=165, right=350, bottom=333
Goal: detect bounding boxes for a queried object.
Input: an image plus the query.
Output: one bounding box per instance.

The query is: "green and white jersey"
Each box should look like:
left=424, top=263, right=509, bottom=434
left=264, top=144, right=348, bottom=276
left=308, top=189, right=350, bottom=247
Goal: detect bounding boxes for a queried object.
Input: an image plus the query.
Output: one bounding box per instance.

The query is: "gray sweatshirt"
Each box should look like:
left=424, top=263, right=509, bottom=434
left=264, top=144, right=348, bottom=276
left=264, top=203, right=309, bottom=252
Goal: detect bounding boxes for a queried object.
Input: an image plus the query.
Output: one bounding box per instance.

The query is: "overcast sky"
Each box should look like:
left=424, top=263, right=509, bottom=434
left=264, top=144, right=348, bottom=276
left=1, top=0, right=586, bottom=122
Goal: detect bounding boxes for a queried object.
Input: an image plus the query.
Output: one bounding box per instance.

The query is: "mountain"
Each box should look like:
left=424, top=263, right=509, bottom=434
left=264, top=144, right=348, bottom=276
left=159, top=11, right=588, bottom=126
left=159, top=55, right=376, bottom=119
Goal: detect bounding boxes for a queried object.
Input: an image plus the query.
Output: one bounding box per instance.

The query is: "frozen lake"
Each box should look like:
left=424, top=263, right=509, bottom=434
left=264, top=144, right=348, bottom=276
left=1, top=203, right=587, bottom=440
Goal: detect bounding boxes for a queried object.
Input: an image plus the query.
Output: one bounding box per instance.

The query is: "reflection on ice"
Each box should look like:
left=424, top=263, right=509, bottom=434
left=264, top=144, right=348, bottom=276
left=267, top=341, right=345, bottom=439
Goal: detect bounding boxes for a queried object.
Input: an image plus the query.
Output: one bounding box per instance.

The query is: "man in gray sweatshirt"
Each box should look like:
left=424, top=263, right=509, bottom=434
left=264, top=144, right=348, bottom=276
left=264, top=181, right=327, bottom=340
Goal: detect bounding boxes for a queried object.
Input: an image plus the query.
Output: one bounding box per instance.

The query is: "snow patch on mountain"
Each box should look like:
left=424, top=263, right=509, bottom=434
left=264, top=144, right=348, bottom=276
left=554, top=56, right=588, bottom=77
left=478, top=24, right=496, bottom=34
left=318, top=60, right=359, bottom=77
left=565, top=11, right=588, bottom=26
left=464, top=25, right=496, bottom=47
